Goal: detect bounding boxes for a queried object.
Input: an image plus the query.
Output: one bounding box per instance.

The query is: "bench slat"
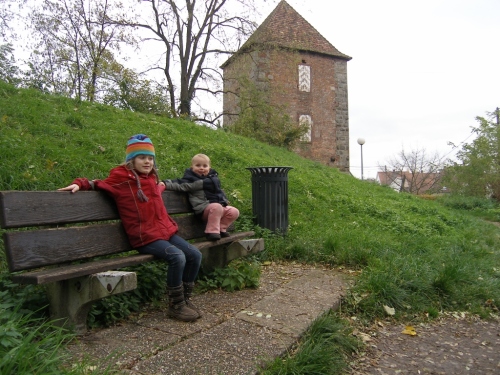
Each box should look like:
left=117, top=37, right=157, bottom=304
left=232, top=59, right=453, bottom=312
left=11, top=254, right=156, bottom=285
left=195, top=231, right=256, bottom=250
left=0, top=190, right=192, bottom=229
left=4, top=215, right=209, bottom=272
left=5, top=223, right=132, bottom=272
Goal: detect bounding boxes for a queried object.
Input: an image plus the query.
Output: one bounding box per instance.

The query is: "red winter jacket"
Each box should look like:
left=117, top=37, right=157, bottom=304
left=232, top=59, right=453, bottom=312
left=73, top=165, right=178, bottom=248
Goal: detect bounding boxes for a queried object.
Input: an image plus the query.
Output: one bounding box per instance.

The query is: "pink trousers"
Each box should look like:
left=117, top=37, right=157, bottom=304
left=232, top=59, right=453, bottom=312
left=202, top=203, right=240, bottom=234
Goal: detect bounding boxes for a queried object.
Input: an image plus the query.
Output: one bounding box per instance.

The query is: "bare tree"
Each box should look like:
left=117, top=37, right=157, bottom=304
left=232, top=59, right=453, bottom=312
left=111, top=0, right=260, bottom=120
left=0, top=44, right=19, bottom=83
left=379, top=148, right=447, bottom=194
left=102, top=66, right=172, bottom=116
left=0, top=0, right=28, bottom=85
left=0, top=0, right=26, bottom=40
left=26, top=0, right=135, bottom=101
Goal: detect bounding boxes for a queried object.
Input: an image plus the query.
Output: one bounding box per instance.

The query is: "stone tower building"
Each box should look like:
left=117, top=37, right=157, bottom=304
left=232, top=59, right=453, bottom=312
left=221, top=0, right=352, bottom=171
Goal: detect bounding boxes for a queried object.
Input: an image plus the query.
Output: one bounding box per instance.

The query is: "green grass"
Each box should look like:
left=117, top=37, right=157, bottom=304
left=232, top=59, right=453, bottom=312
left=436, top=194, right=500, bottom=222
left=2, top=80, right=500, bottom=373
left=260, top=312, right=361, bottom=375
left=0, top=281, right=111, bottom=375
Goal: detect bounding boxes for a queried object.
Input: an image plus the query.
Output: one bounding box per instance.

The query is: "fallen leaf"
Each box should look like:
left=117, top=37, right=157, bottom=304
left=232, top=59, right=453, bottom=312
left=401, top=325, right=417, bottom=336
left=359, top=333, right=372, bottom=343
left=384, top=305, right=395, bottom=316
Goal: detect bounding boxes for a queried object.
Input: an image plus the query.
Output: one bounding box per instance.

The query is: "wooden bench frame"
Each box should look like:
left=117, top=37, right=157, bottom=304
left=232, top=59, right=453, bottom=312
left=0, top=190, right=264, bottom=333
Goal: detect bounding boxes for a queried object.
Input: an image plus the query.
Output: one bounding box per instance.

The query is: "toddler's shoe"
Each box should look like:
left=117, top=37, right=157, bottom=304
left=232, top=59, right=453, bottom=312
left=220, top=232, right=231, bottom=238
left=206, top=233, right=221, bottom=241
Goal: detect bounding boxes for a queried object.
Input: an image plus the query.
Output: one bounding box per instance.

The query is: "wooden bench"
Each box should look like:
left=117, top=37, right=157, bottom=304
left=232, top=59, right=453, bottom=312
left=0, top=190, right=264, bottom=333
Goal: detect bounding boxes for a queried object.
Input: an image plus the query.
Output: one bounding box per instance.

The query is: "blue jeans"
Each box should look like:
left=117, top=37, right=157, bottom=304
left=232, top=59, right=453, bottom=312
left=137, top=235, right=202, bottom=287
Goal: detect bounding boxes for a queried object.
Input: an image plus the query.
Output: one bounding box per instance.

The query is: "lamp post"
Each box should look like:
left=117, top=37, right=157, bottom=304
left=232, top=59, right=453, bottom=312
left=357, top=138, right=365, bottom=180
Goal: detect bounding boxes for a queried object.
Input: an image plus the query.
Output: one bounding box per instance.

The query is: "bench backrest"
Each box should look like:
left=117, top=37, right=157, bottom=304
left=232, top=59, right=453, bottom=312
left=0, top=191, right=206, bottom=273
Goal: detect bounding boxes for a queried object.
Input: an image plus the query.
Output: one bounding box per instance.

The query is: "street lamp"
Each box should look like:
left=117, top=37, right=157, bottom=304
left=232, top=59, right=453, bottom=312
left=357, top=138, right=365, bottom=180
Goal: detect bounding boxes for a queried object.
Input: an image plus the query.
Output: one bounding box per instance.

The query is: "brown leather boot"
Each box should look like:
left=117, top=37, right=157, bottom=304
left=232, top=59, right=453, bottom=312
left=183, top=282, right=202, bottom=318
left=167, top=285, right=199, bottom=322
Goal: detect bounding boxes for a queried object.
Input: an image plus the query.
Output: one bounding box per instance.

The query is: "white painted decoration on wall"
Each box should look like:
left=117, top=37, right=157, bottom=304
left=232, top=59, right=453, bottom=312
left=298, top=65, right=311, bottom=92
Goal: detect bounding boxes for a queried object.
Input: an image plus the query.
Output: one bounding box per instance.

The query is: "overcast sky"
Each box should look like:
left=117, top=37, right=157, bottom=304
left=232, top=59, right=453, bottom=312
left=255, top=0, right=500, bottom=179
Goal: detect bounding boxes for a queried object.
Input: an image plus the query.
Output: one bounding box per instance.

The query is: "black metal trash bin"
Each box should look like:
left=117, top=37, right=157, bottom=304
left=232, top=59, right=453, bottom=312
left=246, top=166, right=293, bottom=234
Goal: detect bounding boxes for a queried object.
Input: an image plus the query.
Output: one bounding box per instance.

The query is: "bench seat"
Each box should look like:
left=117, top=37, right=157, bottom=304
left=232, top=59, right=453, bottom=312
left=0, top=190, right=263, bottom=333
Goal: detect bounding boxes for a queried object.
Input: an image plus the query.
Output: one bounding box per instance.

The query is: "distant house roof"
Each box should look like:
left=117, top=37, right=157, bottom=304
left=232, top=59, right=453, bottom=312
left=376, top=171, right=404, bottom=192
left=221, top=0, right=351, bottom=68
left=377, top=171, right=444, bottom=194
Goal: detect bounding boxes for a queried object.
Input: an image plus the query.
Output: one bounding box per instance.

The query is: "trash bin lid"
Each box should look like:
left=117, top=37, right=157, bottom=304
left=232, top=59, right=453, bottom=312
left=246, top=167, right=293, bottom=175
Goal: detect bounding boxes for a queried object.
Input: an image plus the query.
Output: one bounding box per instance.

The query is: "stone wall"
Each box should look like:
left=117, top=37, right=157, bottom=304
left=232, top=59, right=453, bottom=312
left=333, top=59, right=349, bottom=171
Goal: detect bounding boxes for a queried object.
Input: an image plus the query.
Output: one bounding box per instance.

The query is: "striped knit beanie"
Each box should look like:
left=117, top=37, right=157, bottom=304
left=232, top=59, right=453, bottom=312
left=126, top=134, right=156, bottom=202
left=126, top=134, right=155, bottom=162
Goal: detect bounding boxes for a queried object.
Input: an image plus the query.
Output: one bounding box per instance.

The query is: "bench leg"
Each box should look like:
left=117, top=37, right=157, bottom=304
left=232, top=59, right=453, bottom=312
left=200, top=238, right=265, bottom=273
left=45, top=271, right=137, bottom=334
left=226, top=238, right=265, bottom=263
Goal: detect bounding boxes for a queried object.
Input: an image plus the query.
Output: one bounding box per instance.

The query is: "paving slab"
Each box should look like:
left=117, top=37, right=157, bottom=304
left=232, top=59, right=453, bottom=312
left=65, top=265, right=346, bottom=375
left=135, top=309, right=222, bottom=335
left=67, top=322, right=182, bottom=370
left=237, top=269, right=344, bottom=335
left=195, top=319, right=297, bottom=366
left=132, top=338, right=255, bottom=375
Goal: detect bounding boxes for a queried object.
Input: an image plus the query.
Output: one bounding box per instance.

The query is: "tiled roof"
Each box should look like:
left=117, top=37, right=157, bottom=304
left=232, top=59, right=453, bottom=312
left=222, top=0, right=351, bottom=67
left=377, top=171, right=444, bottom=194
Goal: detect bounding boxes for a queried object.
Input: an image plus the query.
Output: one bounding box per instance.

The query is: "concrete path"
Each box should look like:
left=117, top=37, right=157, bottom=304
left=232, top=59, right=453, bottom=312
left=66, top=263, right=346, bottom=375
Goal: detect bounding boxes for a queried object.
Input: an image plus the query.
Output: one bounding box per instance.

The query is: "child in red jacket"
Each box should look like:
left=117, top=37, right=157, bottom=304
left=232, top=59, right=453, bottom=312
left=58, top=134, right=202, bottom=322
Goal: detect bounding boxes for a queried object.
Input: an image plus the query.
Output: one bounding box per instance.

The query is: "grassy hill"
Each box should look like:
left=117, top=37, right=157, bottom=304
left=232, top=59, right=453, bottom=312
left=2, top=80, right=500, bottom=373
left=2, top=80, right=500, bottom=319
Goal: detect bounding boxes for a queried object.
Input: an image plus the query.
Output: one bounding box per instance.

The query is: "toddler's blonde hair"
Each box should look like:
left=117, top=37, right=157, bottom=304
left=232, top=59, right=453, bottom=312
left=191, top=153, right=211, bottom=166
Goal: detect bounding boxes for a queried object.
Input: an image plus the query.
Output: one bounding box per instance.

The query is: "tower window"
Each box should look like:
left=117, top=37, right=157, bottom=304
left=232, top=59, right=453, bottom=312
left=298, top=65, right=310, bottom=92
left=299, top=115, right=312, bottom=142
